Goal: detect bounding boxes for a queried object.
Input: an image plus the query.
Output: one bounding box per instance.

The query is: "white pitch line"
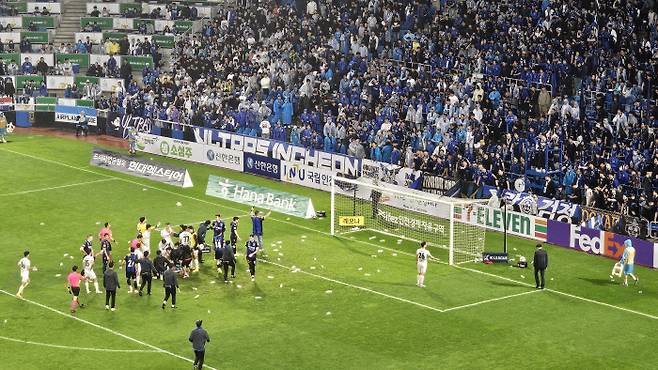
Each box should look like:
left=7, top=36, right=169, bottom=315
left=0, top=335, right=161, bottom=353
left=4, top=148, right=658, bottom=322
left=260, top=259, right=445, bottom=313
left=0, top=290, right=218, bottom=370
left=442, top=290, right=542, bottom=312
left=0, top=178, right=116, bottom=197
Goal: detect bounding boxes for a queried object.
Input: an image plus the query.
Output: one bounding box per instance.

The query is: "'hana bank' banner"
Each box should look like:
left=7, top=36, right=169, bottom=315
left=205, top=175, right=316, bottom=219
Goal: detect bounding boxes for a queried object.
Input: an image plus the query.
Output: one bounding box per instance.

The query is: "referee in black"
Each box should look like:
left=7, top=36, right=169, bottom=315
left=533, top=244, right=548, bottom=289
left=189, top=319, right=210, bottom=370
left=162, top=264, right=179, bottom=309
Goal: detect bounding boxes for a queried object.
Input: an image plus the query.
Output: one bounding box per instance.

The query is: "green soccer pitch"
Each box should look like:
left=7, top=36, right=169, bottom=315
left=1, top=132, right=657, bottom=370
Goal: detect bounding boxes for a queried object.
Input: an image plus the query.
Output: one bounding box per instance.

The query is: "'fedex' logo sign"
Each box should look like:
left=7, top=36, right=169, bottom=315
left=569, top=226, right=624, bottom=259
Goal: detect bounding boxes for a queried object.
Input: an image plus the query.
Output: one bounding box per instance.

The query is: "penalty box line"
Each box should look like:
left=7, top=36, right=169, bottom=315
left=0, top=290, right=218, bottom=370
left=5, top=148, right=658, bottom=321
left=0, top=335, right=161, bottom=353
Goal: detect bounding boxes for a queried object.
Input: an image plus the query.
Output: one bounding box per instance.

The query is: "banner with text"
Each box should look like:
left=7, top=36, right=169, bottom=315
left=206, top=175, right=315, bottom=219
left=90, top=147, right=192, bottom=188
left=55, top=105, right=97, bottom=126
left=137, top=133, right=243, bottom=172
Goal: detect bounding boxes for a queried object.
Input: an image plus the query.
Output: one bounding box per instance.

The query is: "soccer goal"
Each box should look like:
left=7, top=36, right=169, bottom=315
left=330, top=176, right=488, bottom=265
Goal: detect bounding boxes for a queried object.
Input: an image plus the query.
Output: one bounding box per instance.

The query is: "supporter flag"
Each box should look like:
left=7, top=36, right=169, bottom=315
left=581, top=214, right=602, bottom=230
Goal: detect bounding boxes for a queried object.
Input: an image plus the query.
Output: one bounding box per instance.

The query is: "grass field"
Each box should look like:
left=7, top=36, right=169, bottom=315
left=1, top=132, right=658, bottom=370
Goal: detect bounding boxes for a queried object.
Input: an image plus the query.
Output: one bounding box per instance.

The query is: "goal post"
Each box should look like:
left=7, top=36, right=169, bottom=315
left=330, top=176, right=488, bottom=265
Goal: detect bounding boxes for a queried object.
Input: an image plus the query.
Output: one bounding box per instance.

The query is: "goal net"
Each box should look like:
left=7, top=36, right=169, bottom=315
left=330, top=176, right=487, bottom=265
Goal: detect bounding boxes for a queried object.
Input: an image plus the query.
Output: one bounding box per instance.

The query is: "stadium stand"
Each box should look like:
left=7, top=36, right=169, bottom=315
left=0, top=0, right=657, bottom=227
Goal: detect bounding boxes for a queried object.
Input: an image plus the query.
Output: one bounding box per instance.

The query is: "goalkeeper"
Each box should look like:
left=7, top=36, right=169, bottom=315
left=619, top=239, right=639, bottom=287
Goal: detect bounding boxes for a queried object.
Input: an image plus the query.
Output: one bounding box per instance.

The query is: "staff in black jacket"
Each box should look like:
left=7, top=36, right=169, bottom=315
left=221, top=240, right=236, bottom=283
left=533, top=244, right=548, bottom=289
left=103, top=261, right=120, bottom=311
left=162, top=264, right=179, bottom=310
left=138, top=251, right=156, bottom=296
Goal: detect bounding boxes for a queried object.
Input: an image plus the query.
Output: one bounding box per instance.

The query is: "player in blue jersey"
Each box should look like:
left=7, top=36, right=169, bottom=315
left=250, top=207, right=271, bottom=251
left=212, top=214, right=226, bottom=250
left=230, top=216, right=241, bottom=255
left=100, top=233, right=113, bottom=273
left=214, top=236, right=224, bottom=274
left=122, top=247, right=139, bottom=294
left=79, top=234, right=93, bottom=256
left=245, top=234, right=260, bottom=281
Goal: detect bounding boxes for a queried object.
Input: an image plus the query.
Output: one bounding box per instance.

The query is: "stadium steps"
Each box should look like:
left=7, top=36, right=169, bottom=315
left=53, top=0, right=88, bottom=45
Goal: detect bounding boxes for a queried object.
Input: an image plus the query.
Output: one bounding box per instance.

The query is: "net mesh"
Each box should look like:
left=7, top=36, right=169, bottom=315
left=332, top=177, right=487, bottom=265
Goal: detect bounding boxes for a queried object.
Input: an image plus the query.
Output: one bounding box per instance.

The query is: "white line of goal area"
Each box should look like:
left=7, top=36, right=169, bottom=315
left=0, top=290, right=218, bottom=370
left=0, top=335, right=161, bottom=353
left=4, top=148, right=658, bottom=321
left=0, top=178, right=116, bottom=197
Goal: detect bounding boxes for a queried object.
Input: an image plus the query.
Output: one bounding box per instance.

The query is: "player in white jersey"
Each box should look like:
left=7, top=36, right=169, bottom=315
left=416, top=241, right=433, bottom=288
left=141, top=223, right=158, bottom=254
left=160, top=223, right=174, bottom=247
left=16, top=251, right=31, bottom=298
left=82, top=249, right=102, bottom=294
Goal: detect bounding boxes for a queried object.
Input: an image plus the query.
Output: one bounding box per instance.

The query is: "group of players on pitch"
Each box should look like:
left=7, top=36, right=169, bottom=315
left=16, top=208, right=271, bottom=313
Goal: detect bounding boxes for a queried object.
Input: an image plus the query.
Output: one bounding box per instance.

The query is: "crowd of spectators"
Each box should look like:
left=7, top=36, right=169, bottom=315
left=8, top=0, right=658, bottom=217
left=88, top=3, right=199, bottom=20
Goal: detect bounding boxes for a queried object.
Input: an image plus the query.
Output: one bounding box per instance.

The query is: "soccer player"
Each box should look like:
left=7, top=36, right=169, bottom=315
left=162, top=264, right=179, bottom=310
left=138, top=251, right=156, bottom=296
left=142, top=223, right=157, bottom=255
left=179, top=226, right=193, bottom=277
left=79, top=234, right=93, bottom=256
left=101, top=233, right=113, bottom=273
left=98, top=222, right=115, bottom=243
left=245, top=234, right=260, bottom=282
left=67, top=265, right=86, bottom=313
left=212, top=214, right=225, bottom=250
left=137, top=216, right=147, bottom=236
left=221, top=240, right=236, bottom=283
left=16, top=251, right=31, bottom=298
left=103, top=261, right=120, bottom=311
left=620, top=239, right=639, bottom=286
left=250, top=207, right=271, bottom=250
left=122, top=247, right=139, bottom=293
left=416, top=241, right=433, bottom=288
left=197, top=219, right=211, bottom=254
left=160, top=223, right=174, bottom=248
left=82, top=248, right=102, bottom=294
left=230, top=216, right=241, bottom=254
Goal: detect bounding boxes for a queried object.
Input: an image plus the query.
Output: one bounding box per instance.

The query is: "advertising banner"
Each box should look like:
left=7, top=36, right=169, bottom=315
left=206, top=175, right=315, bottom=218
left=90, top=147, right=193, bottom=188
left=152, top=35, right=175, bottom=49
left=123, top=56, right=153, bottom=69
left=0, top=17, right=23, bottom=29
left=456, top=205, right=548, bottom=242
left=137, top=133, right=243, bottom=172
left=56, top=53, right=89, bottom=68
left=74, top=32, right=103, bottom=44
left=22, top=52, right=54, bottom=66
left=80, top=17, right=114, bottom=30
left=280, top=161, right=334, bottom=192
left=55, top=105, right=97, bottom=126
left=22, top=16, right=55, bottom=28
left=46, top=75, right=74, bottom=89
left=244, top=152, right=280, bottom=180
left=21, top=31, right=49, bottom=44
left=546, top=221, right=655, bottom=268
left=0, top=52, right=20, bottom=64
left=192, top=126, right=362, bottom=177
